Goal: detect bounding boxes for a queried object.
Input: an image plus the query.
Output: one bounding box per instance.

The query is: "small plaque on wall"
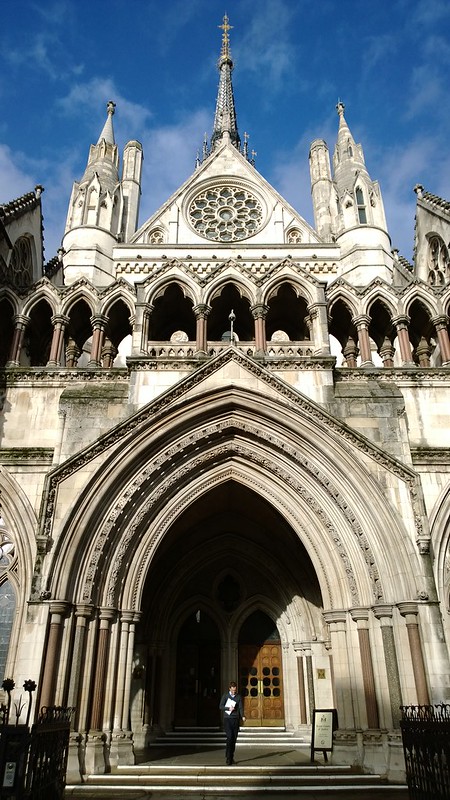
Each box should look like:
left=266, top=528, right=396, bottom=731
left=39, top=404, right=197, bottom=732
left=311, top=708, right=337, bottom=762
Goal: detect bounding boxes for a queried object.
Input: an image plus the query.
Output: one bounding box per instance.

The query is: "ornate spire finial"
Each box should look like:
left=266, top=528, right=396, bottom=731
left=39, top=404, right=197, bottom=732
left=336, top=99, right=345, bottom=116
left=211, top=14, right=240, bottom=151
left=219, top=13, right=233, bottom=60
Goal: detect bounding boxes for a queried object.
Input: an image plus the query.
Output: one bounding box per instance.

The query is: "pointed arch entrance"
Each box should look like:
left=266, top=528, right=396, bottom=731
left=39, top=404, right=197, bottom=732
left=239, top=610, right=284, bottom=726
left=135, top=479, right=324, bottom=736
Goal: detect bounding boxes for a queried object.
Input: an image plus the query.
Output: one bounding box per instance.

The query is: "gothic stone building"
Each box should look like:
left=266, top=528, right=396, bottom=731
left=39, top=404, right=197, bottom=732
left=1, top=16, right=450, bottom=783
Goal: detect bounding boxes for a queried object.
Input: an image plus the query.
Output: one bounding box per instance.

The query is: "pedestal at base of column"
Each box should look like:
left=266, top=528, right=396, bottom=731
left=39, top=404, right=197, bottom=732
left=66, top=731, right=83, bottom=784
left=85, top=730, right=107, bottom=774
left=109, top=729, right=135, bottom=768
left=361, top=730, right=388, bottom=776
left=386, top=732, right=406, bottom=784
left=330, top=729, right=361, bottom=767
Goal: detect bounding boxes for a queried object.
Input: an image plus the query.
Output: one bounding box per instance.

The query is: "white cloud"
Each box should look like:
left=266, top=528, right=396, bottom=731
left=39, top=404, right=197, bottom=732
left=0, top=144, right=37, bottom=203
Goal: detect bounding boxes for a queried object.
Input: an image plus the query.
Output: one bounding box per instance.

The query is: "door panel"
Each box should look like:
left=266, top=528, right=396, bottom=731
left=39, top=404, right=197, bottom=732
left=174, top=641, right=221, bottom=727
left=239, top=643, right=284, bottom=726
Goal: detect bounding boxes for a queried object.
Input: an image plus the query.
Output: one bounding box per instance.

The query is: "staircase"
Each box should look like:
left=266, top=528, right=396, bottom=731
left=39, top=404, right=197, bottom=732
left=64, top=728, right=408, bottom=796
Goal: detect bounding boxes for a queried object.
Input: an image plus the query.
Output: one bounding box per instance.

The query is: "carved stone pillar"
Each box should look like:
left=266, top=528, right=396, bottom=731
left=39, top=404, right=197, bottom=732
left=343, top=336, right=358, bottom=368
left=66, top=604, right=94, bottom=729
left=193, top=304, right=211, bottom=353
left=352, top=315, right=373, bottom=366
left=88, top=315, right=109, bottom=368
left=392, top=315, right=414, bottom=365
left=6, top=314, right=29, bottom=366
left=350, top=608, right=379, bottom=729
left=307, top=301, right=330, bottom=355
left=39, top=601, right=70, bottom=710
left=380, top=337, right=395, bottom=368
left=323, top=611, right=355, bottom=730
left=431, top=315, right=450, bottom=365
left=415, top=337, right=431, bottom=367
left=47, top=314, right=69, bottom=367
left=397, top=602, right=430, bottom=705
left=293, top=644, right=307, bottom=724
left=373, top=605, right=402, bottom=728
left=110, top=611, right=139, bottom=766
left=101, top=340, right=118, bottom=368
left=303, top=647, right=315, bottom=721
left=250, top=304, right=268, bottom=354
left=65, top=339, right=81, bottom=368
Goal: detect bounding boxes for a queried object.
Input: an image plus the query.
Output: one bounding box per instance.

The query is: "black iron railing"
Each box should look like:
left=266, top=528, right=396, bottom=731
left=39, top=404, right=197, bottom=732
left=400, top=703, right=450, bottom=800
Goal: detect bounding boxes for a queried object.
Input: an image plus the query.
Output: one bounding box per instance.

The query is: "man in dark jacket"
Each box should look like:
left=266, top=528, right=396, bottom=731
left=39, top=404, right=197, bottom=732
left=219, top=681, right=246, bottom=765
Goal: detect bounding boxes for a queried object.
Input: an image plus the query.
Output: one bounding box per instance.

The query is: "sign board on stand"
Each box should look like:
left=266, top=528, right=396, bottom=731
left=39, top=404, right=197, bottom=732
left=310, top=708, right=337, bottom=762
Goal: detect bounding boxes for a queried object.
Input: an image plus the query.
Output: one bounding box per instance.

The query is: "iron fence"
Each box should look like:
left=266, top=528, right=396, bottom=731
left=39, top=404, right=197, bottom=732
left=400, top=703, right=450, bottom=800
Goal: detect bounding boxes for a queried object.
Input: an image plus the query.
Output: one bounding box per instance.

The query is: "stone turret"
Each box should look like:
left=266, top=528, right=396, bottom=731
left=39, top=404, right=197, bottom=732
left=62, top=102, right=143, bottom=286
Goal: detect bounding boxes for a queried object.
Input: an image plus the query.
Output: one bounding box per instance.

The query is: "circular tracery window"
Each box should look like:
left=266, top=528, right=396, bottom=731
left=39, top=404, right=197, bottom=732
left=189, top=185, right=264, bottom=242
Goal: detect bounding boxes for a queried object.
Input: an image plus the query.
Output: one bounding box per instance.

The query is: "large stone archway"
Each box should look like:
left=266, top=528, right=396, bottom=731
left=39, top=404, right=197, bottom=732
left=131, top=480, right=324, bottom=742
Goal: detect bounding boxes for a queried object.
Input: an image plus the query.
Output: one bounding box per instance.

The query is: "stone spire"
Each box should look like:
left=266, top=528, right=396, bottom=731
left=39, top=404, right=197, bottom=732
left=211, top=14, right=240, bottom=151
left=332, top=100, right=369, bottom=191
left=97, top=100, right=116, bottom=145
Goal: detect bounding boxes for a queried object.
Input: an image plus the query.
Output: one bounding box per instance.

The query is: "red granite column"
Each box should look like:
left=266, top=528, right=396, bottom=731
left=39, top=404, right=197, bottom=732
left=398, top=602, right=430, bottom=705
left=6, top=314, right=29, bottom=366
left=65, top=339, right=81, bottom=368
left=88, top=315, right=109, bottom=368
left=415, top=337, right=431, bottom=367
left=89, top=608, right=116, bottom=732
left=39, top=601, right=70, bottom=709
left=47, top=314, right=69, bottom=367
left=392, top=315, right=414, bottom=365
left=352, top=315, right=373, bottom=365
left=380, top=337, right=395, bottom=368
left=251, top=304, right=268, bottom=354
left=293, top=645, right=307, bottom=724
left=193, top=304, right=211, bottom=353
left=343, top=336, right=358, bottom=368
left=101, top=341, right=117, bottom=368
left=432, top=315, right=450, bottom=365
left=350, top=609, right=379, bottom=728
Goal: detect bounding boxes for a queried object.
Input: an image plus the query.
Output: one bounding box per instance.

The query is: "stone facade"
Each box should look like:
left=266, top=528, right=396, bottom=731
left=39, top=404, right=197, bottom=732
left=1, top=15, right=450, bottom=783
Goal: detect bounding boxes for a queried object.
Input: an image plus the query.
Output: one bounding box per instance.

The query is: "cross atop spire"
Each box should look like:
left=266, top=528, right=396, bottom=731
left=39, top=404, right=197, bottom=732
left=211, top=14, right=240, bottom=152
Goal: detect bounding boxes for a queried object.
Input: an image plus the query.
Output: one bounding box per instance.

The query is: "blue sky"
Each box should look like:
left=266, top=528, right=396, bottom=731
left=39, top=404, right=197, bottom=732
left=1, top=0, right=449, bottom=262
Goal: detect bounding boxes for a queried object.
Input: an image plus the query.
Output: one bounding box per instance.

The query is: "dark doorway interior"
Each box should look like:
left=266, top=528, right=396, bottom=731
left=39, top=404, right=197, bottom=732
left=174, top=611, right=221, bottom=727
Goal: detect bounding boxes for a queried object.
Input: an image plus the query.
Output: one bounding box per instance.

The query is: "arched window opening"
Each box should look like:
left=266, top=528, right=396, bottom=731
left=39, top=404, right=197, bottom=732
left=329, top=299, right=357, bottom=366
left=355, top=187, right=367, bottom=224
left=409, top=299, right=434, bottom=367
left=266, top=284, right=310, bottom=342
left=65, top=299, right=94, bottom=367
left=427, top=235, right=449, bottom=286
left=9, top=236, right=33, bottom=287
left=150, top=284, right=195, bottom=342
left=208, top=284, right=253, bottom=342
left=23, top=300, right=53, bottom=366
left=0, top=299, right=15, bottom=368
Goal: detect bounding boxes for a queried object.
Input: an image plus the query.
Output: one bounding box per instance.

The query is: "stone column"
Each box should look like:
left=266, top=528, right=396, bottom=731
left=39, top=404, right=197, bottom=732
left=343, top=336, right=358, bottom=368
left=66, top=604, right=93, bottom=784
left=65, top=339, right=81, bottom=368
left=88, top=314, right=109, bottom=368
left=250, top=304, right=268, bottom=354
left=392, top=315, right=414, bottom=365
left=193, top=304, right=210, bottom=353
left=6, top=314, right=29, bottom=366
left=86, top=608, right=116, bottom=774
left=101, top=340, right=118, bottom=368
left=293, top=644, right=307, bottom=724
left=352, top=315, right=373, bottom=366
left=323, top=611, right=355, bottom=729
left=380, top=337, right=395, bottom=368
left=307, top=301, right=330, bottom=355
left=47, top=314, right=69, bottom=367
left=397, top=602, right=430, bottom=705
left=39, top=601, right=70, bottom=710
left=431, top=315, right=450, bottom=365
left=350, top=609, right=379, bottom=728
left=110, top=611, right=138, bottom=766
left=415, top=337, right=431, bottom=367
left=373, top=605, right=402, bottom=728
left=304, top=648, right=315, bottom=721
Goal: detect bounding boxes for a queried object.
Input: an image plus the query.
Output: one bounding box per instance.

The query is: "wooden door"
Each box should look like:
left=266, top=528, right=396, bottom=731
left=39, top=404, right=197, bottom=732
left=239, top=642, right=284, bottom=726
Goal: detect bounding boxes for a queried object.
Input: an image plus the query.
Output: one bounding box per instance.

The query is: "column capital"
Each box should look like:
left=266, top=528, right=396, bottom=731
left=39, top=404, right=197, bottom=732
left=391, top=314, right=410, bottom=329
left=75, top=603, right=94, bottom=619
left=372, top=604, right=394, bottom=622
left=431, top=314, right=449, bottom=330
left=250, top=303, right=269, bottom=320
left=350, top=607, right=370, bottom=626
left=397, top=601, right=418, bottom=620
left=90, top=314, right=109, bottom=330
left=193, top=303, right=211, bottom=318
left=351, top=314, right=371, bottom=329
left=13, top=313, right=30, bottom=329
left=323, top=610, right=347, bottom=627
left=51, top=314, right=70, bottom=328
left=49, top=600, right=71, bottom=617
left=98, top=607, right=117, bottom=623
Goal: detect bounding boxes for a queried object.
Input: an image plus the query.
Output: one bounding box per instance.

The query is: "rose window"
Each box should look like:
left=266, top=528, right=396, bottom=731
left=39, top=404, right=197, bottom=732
left=189, top=186, right=263, bottom=242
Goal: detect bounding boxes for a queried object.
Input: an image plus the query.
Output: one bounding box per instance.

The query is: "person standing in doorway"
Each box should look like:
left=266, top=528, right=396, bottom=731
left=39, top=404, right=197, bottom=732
left=219, top=681, right=246, bottom=765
